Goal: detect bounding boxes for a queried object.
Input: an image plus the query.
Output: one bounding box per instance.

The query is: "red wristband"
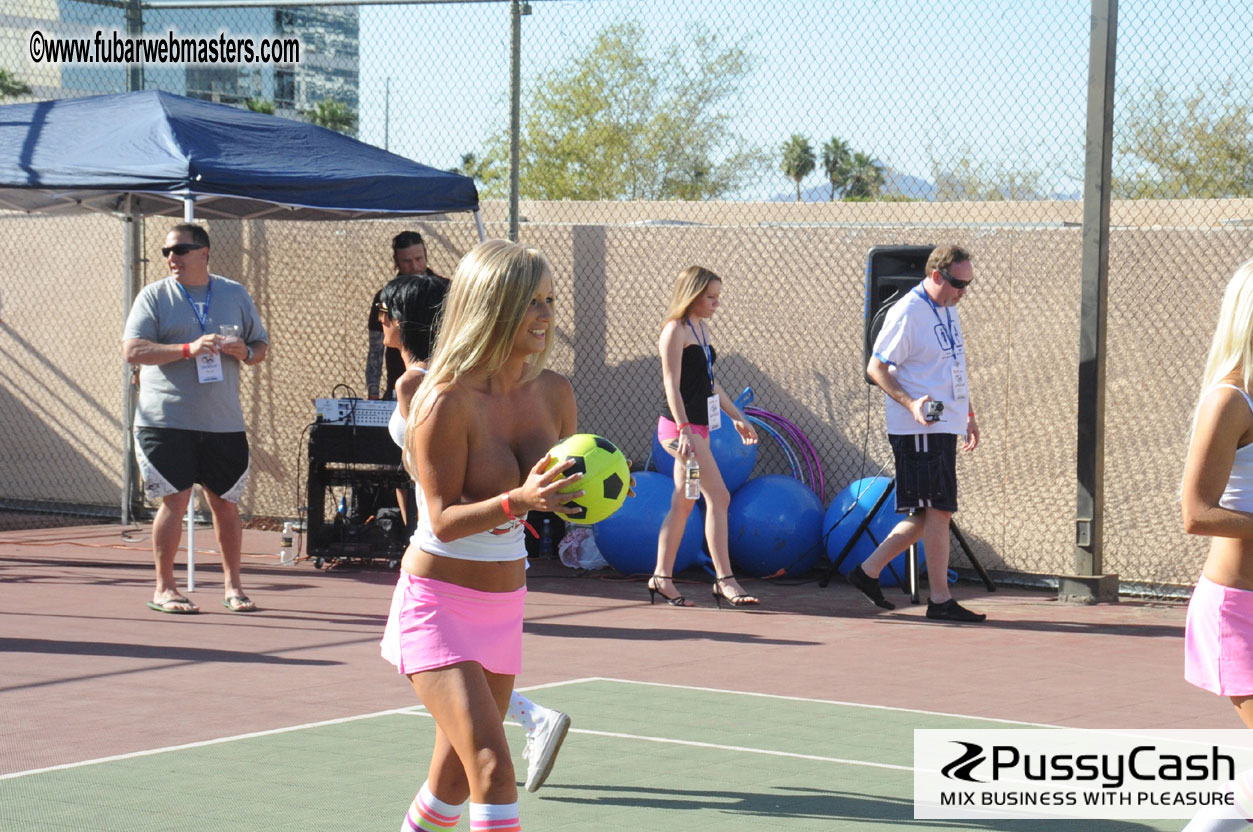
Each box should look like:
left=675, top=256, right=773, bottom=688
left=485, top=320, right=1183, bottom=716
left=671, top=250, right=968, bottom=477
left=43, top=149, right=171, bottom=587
left=500, top=491, right=538, bottom=538
left=181, top=342, right=191, bottom=359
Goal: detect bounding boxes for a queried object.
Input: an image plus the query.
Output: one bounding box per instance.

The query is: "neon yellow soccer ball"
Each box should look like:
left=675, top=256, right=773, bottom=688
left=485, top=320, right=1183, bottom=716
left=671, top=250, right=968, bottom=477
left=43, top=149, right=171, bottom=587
left=544, top=433, right=630, bottom=525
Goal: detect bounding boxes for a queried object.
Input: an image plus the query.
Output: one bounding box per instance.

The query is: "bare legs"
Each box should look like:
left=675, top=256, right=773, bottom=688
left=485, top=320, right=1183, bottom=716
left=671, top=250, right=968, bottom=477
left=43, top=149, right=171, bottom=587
left=653, top=434, right=756, bottom=604
left=151, top=486, right=247, bottom=610
left=859, top=508, right=955, bottom=604
left=409, top=662, right=517, bottom=805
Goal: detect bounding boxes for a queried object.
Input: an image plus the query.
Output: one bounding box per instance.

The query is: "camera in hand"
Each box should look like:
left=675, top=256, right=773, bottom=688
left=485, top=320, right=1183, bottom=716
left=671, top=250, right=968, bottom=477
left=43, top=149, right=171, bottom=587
left=924, top=400, right=945, bottom=422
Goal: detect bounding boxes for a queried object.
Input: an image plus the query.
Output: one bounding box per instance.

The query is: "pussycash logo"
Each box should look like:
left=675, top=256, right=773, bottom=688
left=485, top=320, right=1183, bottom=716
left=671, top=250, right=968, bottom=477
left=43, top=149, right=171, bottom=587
left=940, top=741, right=1234, bottom=789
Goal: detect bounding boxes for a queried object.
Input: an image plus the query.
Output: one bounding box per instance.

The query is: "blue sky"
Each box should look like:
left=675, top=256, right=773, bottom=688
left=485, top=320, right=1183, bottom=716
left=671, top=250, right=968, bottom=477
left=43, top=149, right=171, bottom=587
left=349, top=0, right=1248, bottom=200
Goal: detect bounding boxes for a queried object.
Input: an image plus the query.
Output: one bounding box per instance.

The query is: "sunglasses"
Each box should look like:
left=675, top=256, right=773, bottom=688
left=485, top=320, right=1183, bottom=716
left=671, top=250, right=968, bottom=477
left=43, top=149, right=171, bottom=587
left=162, top=243, right=205, bottom=257
left=938, top=268, right=971, bottom=290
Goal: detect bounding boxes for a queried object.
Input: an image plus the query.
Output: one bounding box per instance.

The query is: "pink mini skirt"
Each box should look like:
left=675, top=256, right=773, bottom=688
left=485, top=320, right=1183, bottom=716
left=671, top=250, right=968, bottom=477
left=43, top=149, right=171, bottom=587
left=381, top=572, right=525, bottom=676
left=657, top=415, right=710, bottom=443
left=1185, top=574, right=1253, bottom=696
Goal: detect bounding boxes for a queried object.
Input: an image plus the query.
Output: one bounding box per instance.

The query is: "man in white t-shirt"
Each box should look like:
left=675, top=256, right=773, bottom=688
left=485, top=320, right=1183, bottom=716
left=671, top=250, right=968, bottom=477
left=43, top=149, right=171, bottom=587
left=852, top=244, right=986, bottom=623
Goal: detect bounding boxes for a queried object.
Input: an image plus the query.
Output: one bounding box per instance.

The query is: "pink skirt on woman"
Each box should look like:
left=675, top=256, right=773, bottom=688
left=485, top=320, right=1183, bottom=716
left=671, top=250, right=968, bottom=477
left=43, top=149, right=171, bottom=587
left=381, top=572, right=525, bottom=676
left=1185, top=574, right=1253, bottom=696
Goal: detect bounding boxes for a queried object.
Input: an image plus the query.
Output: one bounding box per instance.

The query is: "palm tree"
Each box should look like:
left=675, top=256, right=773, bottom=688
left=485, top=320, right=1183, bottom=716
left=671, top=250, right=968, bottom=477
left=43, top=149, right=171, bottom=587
left=845, top=152, right=886, bottom=199
left=305, top=98, right=357, bottom=136
left=780, top=134, right=815, bottom=202
left=820, top=137, right=852, bottom=201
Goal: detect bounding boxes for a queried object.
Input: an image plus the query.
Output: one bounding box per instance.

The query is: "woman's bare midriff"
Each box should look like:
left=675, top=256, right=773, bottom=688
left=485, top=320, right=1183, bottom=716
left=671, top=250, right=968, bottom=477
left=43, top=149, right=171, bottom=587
left=401, top=545, right=526, bottom=593
left=1203, top=537, right=1253, bottom=591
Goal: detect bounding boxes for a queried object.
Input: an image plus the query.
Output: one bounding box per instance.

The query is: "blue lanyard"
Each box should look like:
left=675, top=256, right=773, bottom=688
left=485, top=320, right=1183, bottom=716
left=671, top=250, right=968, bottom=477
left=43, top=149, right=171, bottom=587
left=686, top=319, right=715, bottom=384
left=913, top=286, right=957, bottom=357
left=176, top=277, right=213, bottom=334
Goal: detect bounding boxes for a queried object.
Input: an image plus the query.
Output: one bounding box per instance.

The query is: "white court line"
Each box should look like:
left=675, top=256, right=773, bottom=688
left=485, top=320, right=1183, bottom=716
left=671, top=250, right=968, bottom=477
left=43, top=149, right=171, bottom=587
left=584, top=677, right=1062, bottom=728
left=0, top=675, right=1043, bottom=782
left=0, top=705, right=427, bottom=782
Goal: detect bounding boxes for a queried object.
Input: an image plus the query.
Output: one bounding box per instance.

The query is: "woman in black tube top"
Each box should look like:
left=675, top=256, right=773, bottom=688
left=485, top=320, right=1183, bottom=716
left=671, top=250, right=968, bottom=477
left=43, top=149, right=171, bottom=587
left=651, top=266, right=759, bottom=608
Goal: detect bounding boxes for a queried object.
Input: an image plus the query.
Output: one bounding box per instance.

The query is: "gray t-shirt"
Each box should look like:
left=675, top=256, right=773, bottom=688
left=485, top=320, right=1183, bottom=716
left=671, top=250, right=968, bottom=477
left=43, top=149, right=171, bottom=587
left=123, top=274, right=269, bottom=432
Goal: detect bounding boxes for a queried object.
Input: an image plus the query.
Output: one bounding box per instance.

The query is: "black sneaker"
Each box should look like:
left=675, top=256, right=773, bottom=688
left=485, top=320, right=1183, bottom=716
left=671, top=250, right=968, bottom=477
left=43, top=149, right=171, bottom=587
left=926, top=598, right=987, bottom=623
left=848, top=564, right=895, bottom=610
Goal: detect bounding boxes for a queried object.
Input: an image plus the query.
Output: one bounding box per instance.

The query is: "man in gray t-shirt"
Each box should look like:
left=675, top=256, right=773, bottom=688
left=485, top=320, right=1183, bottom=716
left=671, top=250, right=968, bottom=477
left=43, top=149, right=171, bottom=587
left=122, top=223, right=269, bottom=614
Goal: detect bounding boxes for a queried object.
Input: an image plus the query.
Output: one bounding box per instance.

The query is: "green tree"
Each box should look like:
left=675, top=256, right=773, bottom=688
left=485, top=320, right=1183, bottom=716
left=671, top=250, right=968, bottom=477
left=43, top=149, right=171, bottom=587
left=820, top=137, right=852, bottom=201
left=305, top=98, right=357, bottom=136
left=476, top=22, right=765, bottom=200
left=845, top=151, right=885, bottom=199
left=0, top=69, right=31, bottom=99
left=1115, top=81, right=1253, bottom=199
left=780, top=134, right=815, bottom=202
left=245, top=98, right=275, bottom=115
left=929, top=147, right=1046, bottom=201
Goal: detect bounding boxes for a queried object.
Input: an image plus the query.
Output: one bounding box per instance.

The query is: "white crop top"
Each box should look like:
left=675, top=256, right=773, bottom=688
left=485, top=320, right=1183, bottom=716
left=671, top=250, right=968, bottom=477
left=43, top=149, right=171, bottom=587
left=1214, top=385, right=1253, bottom=514
left=390, top=372, right=527, bottom=563
left=411, top=482, right=527, bottom=562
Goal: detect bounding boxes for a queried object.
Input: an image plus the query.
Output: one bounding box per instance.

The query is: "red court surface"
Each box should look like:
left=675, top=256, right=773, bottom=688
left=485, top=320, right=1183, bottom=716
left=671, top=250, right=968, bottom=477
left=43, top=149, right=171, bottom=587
left=0, top=521, right=1229, bottom=782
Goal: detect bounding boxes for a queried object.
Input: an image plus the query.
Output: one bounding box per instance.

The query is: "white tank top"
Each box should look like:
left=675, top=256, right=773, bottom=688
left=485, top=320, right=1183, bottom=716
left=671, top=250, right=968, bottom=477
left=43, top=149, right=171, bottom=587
left=391, top=370, right=526, bottom=563
left=411, top=483, right=527, bottom=562
left=1213, top=385, right=1253, bottom=513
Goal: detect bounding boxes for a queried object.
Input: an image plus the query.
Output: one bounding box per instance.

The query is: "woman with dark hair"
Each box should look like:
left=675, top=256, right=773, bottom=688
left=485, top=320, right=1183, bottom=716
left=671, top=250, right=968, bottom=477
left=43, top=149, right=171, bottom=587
left=651, top=265, right=759, bottom=608
left=379, top=241, right=578, bottom=831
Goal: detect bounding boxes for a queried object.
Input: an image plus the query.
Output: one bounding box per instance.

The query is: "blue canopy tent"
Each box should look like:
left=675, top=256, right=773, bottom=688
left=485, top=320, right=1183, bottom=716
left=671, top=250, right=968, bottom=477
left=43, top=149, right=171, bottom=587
left=0, top=90, right=483, bottom=578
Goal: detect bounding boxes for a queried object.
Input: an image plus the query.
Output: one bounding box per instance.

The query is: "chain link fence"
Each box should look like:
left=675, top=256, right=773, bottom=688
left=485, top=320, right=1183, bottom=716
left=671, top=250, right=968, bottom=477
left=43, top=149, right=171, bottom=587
left=1, top=0, right=1249, bottom=590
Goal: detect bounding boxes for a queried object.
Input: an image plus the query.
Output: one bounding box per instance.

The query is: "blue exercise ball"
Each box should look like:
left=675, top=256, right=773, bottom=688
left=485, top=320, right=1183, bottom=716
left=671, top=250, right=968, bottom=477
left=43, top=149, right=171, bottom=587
left=823, top=476, right=925, bottom=588
left=650, top=410, right=757, bottom=493
left=593, top=471, right=707, bottom=576
left=727, top=474, right=825, bottom=578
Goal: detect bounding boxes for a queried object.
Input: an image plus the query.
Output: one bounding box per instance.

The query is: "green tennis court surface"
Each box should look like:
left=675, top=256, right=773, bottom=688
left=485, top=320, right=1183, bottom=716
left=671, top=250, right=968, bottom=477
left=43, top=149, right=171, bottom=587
left=0, top=678, right=1189, bottom=831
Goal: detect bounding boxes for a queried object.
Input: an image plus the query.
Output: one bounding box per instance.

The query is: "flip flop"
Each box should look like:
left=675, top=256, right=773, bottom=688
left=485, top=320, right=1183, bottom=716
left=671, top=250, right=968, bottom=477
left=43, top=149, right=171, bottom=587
left=222, top=594, right=258, bottom=613
left=147, top=597, right=199, bottom=615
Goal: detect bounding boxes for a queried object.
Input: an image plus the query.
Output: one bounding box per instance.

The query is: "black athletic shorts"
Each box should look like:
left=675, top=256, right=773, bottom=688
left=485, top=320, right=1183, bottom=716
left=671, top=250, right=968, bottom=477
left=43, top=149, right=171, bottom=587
left=889, top=432, right=958, bottom=514
left=134, top=427, right=250, bottom=503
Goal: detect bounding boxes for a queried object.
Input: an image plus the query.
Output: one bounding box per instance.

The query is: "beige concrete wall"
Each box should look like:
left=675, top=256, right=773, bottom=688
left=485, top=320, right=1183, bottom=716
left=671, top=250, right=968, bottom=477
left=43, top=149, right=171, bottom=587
left=1, top=200, right=1246, bottom=587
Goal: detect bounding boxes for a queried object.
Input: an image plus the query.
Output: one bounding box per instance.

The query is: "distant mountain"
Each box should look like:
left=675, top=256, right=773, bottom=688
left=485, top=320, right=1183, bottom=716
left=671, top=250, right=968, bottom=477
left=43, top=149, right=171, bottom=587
left=770, top=167, right=937, bottom=202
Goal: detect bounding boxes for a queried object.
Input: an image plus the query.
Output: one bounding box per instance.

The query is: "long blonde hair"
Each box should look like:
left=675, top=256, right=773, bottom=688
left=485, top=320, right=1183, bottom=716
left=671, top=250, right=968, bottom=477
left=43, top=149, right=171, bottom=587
left=1200, top=259, right=1253, bottom=397
left=405, top=239, right=553, bottom=476
left=663, top=266, right=721, bottom=325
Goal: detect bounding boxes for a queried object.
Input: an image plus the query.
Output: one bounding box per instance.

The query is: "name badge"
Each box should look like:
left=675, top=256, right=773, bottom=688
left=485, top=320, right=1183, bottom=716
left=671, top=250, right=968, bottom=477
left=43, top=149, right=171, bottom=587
left=197, top=351, right=224, bottom=383
left=951, top=356, right=969, bottom=399
left=706, top=395, right=722, bottom=431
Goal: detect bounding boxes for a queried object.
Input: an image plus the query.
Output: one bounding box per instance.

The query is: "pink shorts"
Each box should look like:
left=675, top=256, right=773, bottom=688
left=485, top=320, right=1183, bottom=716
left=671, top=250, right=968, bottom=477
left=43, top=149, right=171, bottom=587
left=1185, top=574, right=1253, bottom=696
left=657, top=416, right=709, bottom=444
left=380, top=572, right=525, bottom=676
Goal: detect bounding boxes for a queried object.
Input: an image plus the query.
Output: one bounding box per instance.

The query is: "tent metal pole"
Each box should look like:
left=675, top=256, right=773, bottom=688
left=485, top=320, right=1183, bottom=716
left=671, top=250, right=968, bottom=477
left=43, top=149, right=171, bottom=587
left=473, top=208, right=486, bottom=242
left=122, top=198, right=140, bottom=525
left=184, top=195, right=196, bottom=591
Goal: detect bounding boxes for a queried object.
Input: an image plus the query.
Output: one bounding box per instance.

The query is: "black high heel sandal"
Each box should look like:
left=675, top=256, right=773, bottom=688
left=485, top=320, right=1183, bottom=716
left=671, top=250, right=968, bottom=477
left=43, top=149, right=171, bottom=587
left=712, top=576, right=760, bottom=609
left=647, top=574, right=691, bottom=607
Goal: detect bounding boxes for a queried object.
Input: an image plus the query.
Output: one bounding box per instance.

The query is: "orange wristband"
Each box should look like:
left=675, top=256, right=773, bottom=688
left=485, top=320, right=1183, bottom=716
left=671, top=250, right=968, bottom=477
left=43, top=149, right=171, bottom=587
left=500, top=491, right=518, bottom=518
left=181, top=342, right=191, bottom=359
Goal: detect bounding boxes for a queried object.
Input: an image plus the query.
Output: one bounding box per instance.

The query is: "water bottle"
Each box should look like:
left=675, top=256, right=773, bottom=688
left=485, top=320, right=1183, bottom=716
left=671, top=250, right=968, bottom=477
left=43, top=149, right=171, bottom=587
left=539, top=517, right=555, bottom=558
left=684, top=456, right=701, bottom=500
left=279, top=521, right=294, bottom=565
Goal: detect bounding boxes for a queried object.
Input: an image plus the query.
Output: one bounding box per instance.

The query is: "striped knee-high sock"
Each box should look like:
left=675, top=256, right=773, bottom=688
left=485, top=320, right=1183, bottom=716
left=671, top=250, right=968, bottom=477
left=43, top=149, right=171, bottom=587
left=402, top=781, right=463, bottom=831
left=469, top=801, right=520, bottom=832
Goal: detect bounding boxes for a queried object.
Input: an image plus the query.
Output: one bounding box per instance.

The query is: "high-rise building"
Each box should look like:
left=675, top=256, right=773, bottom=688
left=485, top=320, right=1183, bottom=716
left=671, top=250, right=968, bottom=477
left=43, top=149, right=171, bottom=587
left=1, top=1, right=358, bottom=133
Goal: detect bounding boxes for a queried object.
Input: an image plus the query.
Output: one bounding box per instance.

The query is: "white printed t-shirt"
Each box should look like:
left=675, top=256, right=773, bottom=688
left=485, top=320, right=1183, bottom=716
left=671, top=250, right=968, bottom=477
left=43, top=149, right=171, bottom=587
left=871, top=283, right=970, bottom=436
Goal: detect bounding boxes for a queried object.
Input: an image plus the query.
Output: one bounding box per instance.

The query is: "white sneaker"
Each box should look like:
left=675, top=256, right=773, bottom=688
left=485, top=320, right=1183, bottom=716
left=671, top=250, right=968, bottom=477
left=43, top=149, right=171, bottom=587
left=522, top=708, right=571, bottom=792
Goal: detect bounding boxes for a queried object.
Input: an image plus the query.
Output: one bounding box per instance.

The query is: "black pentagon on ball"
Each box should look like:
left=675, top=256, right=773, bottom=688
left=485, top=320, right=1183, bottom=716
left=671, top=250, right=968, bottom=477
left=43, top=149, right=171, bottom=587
left=602, top=470, right=625, bottom=501
left=564, top=455, right=587, bottom=477
left=593, top=436, right=620, bottom=454
left=566, top=503, right=587, bottom=520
